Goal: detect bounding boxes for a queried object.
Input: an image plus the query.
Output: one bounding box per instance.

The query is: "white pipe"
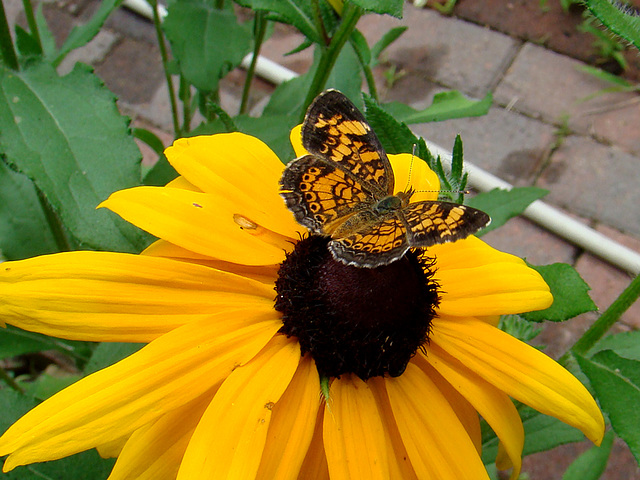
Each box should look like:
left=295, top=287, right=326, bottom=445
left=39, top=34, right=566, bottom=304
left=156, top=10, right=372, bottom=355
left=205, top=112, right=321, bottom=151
left=122, top=1, right=640, bottom=275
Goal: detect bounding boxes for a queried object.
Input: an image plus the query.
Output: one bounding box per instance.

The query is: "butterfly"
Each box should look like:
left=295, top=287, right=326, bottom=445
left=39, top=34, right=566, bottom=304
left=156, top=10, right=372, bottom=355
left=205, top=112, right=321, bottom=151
left=279, top=90, right=490, bottom=268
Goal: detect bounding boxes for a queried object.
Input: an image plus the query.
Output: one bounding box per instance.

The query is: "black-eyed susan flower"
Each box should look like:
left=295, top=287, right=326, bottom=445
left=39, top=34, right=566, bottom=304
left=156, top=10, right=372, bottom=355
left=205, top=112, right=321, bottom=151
left=0, top=131, right=604, bottom=479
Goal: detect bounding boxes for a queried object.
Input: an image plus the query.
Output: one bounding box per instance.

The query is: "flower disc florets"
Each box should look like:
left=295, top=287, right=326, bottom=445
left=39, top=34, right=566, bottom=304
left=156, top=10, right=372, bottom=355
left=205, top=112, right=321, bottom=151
left=275, top=235, right=440, bottom=380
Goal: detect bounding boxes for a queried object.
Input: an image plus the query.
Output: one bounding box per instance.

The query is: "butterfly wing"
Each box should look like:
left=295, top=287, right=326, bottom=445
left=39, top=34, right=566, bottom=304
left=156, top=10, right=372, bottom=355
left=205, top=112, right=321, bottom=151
left=329, top=214, right=410, bottom=268
left=301, top=90, right=394, bottom=199
left=403, top=201, right=491, bottom=247
left=280, top=154, right=373, bottom=235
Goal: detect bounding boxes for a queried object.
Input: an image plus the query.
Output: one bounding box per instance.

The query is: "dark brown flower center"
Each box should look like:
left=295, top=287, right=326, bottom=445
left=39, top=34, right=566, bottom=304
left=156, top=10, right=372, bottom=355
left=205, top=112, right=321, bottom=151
left=274, top=236, right=439, bottom=380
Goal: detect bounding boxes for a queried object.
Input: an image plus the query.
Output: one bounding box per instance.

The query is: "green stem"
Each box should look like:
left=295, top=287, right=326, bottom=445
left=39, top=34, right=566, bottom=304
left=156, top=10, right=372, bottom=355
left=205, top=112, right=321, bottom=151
left=311, top=0, right=329, bottom=45
left=0, top=367, right=23, bottom=394
left=148, top=0, right=180, bottom=137
left=179, top=76, right=191, bottom=133
left=349, top=31, right=378, bottom=102
left=239, top=11, right=267, bottom=115
left=0, top=0, right=19, bottom=70
left=21, top=0, right=41, bottom=54
left=36, top=186, right=71, bottom=252
left=565, top=273, right=640, bottom=360
left=300, top=3, right=363, bottom=121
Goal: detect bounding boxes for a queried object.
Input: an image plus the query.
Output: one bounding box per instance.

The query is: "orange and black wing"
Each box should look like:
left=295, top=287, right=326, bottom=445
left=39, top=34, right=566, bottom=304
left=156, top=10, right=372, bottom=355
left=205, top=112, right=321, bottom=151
left=403, top=201, right=491, bottom=247
left=301, top=90, right=394, bottom=199
left=280, top=154, right=373, bottom=235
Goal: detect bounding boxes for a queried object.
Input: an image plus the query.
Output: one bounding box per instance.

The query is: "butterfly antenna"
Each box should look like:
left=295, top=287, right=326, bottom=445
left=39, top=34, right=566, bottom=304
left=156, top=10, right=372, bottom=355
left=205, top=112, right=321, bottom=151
left=403, top=144, right=417, bottom=193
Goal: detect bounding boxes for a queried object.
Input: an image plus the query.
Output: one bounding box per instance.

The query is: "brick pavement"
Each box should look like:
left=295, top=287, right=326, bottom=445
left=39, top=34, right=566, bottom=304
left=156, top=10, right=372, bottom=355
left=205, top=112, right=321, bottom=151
left=8, top=1, right=640, bottom=478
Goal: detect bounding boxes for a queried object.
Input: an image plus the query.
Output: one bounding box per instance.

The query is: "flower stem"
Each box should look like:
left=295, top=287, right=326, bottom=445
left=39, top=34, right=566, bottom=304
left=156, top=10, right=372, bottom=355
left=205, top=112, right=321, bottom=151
left=148, top=0, right=180, bottom=137
left=239, top=11, right=267, bottom=115
left=349, top=33, right=378, bottom=102
left=21, top=0, right=42, bottom=54
left=300, top=3, right=363, bottom=121
left=568, top=274, right=640, bottom=359
left=0, top=0, right=19, bottom=70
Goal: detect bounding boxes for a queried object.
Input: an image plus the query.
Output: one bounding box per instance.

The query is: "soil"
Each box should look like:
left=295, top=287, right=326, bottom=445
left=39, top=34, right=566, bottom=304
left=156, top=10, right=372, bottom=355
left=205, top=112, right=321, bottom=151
left=428, top=0, right=640, bottom=83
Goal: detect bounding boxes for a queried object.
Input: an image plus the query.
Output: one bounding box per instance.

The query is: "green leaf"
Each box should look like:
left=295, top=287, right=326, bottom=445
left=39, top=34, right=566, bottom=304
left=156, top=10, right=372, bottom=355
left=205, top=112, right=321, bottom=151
left=0, top=448, right=115, bottom=479
left=592, top=330, right=640, bottom=361
left=21, top=372, right=83, bottom=401
left=133, top=128, right=166, bottom=155
left=370, top=26, right=407, bottom=64
left=236, top=0, right=320, bottom=43
left=482, top=405, right=586, bottom=464
left=0, top=325, right=86, bottom=359
left=381, top=91, right=493, bottom=124
left=499, top=314, right=542, bottom=343
left=577, top=351, right=640, bottom=464
left=84, top=342, right=144, bottom=375
left=0, top=161, right=58, bottom=259
left=54, top=0, right=124, bottom=66
left=363, top=93, right=416, bottom=154
left=522, top=263, right=597, bottom=322
left=562, top=429, right=614, bottom=480
left=465, top=187, right=548, bottom=235
left=14, top=26, right=42, bottom=60
left=142, top=154, right=178, bottom=186
left=349, top=0, right=403, bottom=17
left=163, top=1, right=252, bottom=92
left=0, top=62, right=148, bottom=252
left=585, top=0, right=640, bottom=51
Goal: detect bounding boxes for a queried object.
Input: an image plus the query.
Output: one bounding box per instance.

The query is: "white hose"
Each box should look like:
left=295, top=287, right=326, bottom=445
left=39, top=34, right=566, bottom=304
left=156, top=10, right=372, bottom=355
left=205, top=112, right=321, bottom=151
left=122, top=0, right=640, bottom=275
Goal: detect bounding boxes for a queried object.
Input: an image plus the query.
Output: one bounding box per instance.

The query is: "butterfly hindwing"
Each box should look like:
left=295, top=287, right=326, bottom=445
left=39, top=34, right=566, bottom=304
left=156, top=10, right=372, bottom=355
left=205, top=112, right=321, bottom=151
left=403, top=201, right=491, bottom=247
left=302, top=90, right=394, bottom=199
left=329, top=214, right=409, bottom=268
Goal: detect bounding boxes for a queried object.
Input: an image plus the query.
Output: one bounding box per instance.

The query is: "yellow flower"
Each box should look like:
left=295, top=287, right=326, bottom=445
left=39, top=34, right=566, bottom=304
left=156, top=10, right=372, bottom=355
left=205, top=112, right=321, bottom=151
left=0, top=132, right=603, bottom=479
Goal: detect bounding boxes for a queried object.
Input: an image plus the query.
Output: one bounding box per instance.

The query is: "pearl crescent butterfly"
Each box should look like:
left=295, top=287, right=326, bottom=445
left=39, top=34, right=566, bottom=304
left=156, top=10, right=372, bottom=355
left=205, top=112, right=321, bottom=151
left=280, top=90, right=490, bottom=268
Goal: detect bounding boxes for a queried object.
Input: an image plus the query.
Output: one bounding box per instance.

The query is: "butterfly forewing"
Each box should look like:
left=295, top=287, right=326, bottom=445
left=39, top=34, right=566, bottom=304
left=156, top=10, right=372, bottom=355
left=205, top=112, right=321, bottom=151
left=280, top=154, right=372, bottom=234
left=301, top=90, right=394, bottom=199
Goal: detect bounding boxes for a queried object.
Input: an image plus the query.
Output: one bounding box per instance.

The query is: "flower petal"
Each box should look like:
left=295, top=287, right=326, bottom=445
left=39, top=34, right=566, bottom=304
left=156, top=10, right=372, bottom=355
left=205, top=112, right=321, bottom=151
left=165, top=134, right=301, bottom=237
left=102, top=187, right=294, bottom=265
left=385, top=362, right=490, bottom=480
left=0, top=312, right=281, bottom=470
left=290, top=125, right=304, bottom=157
left=108, top=394, right=211, bottom=480
left=256, top=354, right=321, bottom=480
left=297, top=408, right=330, bottom=480
left=431, top=317, right=605, bottom=444
left=177, top=334, right=300, bottom=479
left=418, top=348, right=524, bottom=479
left=431, top=237, right=552, bottom=317
left=323, top=375, right=389, bottom=480
left=0, top=251, right=274, bottom=341
left=388, top=153, right=440, bottom=201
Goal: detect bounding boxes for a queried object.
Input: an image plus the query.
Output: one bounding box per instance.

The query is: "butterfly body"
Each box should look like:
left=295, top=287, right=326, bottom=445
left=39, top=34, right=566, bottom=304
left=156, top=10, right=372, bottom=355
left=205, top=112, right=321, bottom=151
left=280, top=90, right=490, bottom=268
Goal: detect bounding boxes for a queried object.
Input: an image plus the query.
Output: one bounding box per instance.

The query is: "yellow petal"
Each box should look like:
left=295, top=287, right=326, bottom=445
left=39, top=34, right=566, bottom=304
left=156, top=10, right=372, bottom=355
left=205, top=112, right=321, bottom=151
left=165, top=134, right=301, bottom=237
left=388, top=153, right=440, bottom=201
left=385, top=362, right=490, bottom=480
left=108, top=394, right=211, bottom=480
left=431, top=317, right=605, bottom=445
left=368, top=378, right=419, bottom=479
left=323, top=375, right=389, bottom=480
left=297, top=408, right=330, bottom=480
left=290, top=125, right=305, bottom=158
left=0, top=251, right=274, bottom=342
left=101, top=186, right=294, bottom=265
left=177, top=334, right=300, bottom=479
left=0, top=312, right=281, bottom=470
left=419, top=348, right=524, bottom=479
left=256, top=354, right=321, bottom=480
left=430, top=237, right=552, bottom=317
left=142, top=239, right=279, bottom=285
